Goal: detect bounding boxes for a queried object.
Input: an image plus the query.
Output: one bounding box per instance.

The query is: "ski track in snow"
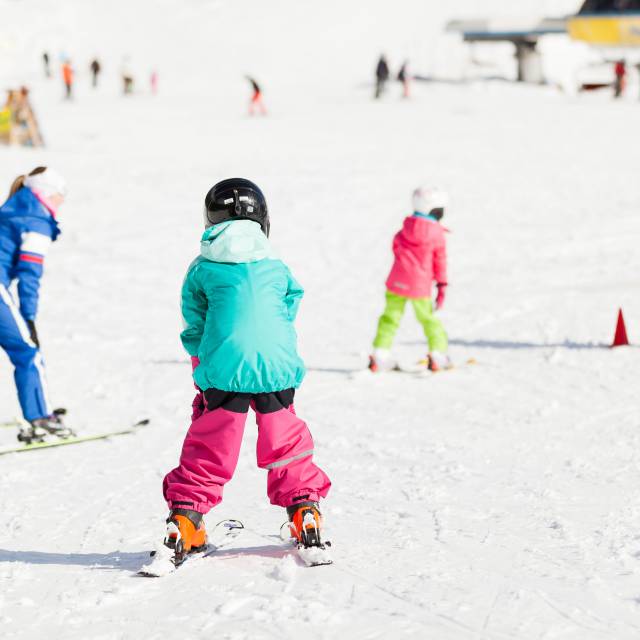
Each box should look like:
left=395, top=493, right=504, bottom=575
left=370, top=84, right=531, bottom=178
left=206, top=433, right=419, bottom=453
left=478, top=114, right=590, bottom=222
left=1, top=1, right=640, bottom=638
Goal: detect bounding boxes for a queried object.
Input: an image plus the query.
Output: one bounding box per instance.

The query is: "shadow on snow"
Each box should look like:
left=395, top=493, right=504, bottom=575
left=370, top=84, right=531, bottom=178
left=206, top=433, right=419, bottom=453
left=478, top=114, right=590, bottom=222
left=0, top=542, right=296, bottom=573
left=398, top=338, right=610, bottom=351
left=0, top=548, right=148, bottom=571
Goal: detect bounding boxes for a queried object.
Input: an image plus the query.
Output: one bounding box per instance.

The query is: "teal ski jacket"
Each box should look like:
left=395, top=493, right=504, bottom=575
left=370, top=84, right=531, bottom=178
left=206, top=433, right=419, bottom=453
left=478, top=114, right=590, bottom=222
left=180, top=220, right=305, bottom=393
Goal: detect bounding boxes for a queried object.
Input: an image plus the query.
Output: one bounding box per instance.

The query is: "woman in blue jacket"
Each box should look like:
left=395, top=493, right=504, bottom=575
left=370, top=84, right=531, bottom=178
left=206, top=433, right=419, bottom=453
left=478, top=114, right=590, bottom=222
left=0, top=166, right=69, bottom=441
left=161, top=179, right=331, bottom=567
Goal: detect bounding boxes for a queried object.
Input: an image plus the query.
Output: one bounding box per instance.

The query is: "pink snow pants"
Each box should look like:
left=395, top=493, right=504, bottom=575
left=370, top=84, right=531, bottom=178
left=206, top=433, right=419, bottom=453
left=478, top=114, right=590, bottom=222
left=163, top=389, right=331, bottom=514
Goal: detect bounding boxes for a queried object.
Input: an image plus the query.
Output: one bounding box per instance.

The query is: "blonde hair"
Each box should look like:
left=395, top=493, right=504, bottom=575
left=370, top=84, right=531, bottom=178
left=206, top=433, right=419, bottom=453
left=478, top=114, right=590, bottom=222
left=8, top=166, right=47, bottom=198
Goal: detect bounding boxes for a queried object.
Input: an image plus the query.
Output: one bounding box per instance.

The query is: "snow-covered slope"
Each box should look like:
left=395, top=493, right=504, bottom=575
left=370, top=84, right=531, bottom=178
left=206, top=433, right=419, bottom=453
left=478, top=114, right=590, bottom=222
left=1, top=1, right=639, bottom=639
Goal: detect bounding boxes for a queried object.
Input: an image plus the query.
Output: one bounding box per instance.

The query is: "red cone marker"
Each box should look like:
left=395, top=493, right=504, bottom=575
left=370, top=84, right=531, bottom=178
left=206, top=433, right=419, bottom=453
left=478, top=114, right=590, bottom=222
left=611, top=308, right=629, bottom=347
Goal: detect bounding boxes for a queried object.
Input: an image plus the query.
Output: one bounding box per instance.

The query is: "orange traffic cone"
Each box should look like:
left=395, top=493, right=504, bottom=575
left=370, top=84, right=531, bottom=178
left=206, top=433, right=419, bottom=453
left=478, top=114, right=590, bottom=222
left=611, top=308, right=629, bottom=347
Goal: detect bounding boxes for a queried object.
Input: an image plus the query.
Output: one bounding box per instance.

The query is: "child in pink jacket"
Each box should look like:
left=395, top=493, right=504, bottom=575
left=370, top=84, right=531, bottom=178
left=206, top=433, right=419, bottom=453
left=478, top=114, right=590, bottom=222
left=370, top=186, right=450, bottom=372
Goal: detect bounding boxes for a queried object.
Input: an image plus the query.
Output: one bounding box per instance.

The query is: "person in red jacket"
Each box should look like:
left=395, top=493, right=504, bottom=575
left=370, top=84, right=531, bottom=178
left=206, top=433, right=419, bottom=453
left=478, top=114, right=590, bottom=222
left=614, top=59, right=626, bottom=98
left=369, top=186, right=450, bottom=372
left=247, top=76, right=267, bottom=116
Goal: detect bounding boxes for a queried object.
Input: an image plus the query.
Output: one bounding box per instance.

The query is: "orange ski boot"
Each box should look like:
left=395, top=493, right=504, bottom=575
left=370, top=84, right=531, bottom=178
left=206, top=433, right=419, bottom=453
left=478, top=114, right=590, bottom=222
left=287, top=501, right=324, bottom=548
left=164, top=509, right=208, bottom=566
left=286, top=501, right=332, bottom=566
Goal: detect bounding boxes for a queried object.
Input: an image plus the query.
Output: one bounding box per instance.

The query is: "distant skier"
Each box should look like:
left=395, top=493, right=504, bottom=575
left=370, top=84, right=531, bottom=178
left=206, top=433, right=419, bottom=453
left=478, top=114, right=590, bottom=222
left=397, top=60, right=410, bottom=98
left=121, top=57, right=134, bottom=95
left=375, top=54, right=390, bottom=99
left=150, top=70, right=158, bottom=95
left=614, top=59, right=626, bottom=98
left=42, top=52, right=51, bottom=78
left=246, top=76, right=266, bottom=115
left=369, top=186, right=450, bottom=372
left=61, top=60, right=74, bottom=100
left=89, top=58, right=101, bottom=88
left=161, top=178, right=331, bottom=568
left=0, top=167, right=70, bottom=441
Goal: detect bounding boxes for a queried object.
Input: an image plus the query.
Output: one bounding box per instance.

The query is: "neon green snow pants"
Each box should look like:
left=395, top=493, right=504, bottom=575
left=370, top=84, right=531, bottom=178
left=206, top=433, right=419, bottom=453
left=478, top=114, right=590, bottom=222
left=373, top=291, right=448, bottom=352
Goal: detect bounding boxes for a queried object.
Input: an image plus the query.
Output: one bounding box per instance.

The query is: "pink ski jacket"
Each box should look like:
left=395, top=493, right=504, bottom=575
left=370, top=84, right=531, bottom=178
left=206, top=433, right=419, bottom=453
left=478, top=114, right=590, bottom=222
left=385, top=215, right=447, bottom=299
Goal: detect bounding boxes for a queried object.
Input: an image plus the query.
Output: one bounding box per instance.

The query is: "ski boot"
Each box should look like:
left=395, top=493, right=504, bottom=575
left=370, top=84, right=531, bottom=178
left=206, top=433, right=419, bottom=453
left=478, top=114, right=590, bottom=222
left=287, top=501, right=325, bottom=548
left=164, top=508, right=208, bottom=567
left=368, top=348, right=397, bottom=373
left=286, top=501, right=332, bottom=566
left=18, top=410, right=74, bottom=444
left=426, top=351, right=452, bottom=372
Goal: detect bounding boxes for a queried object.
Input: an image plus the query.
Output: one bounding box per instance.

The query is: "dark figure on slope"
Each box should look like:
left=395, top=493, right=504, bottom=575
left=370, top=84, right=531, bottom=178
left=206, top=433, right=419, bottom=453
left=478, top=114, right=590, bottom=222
left=90, top=58, right=101, bottom=88
left=375, top=54, right=390, bottom=99
left=42, top=52, right=51, bottom=78
left=397, top=60, right=411, bottom=99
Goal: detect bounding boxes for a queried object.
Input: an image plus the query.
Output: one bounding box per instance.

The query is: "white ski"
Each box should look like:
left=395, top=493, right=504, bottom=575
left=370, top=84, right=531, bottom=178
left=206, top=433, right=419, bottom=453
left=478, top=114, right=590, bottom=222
left=295, top=542, right=333, bottom=567
left=278, top=521, right=333, bottom=567
left=137, top=519, right=245, bottom=577
left=0, top=419, right=150, bottom=456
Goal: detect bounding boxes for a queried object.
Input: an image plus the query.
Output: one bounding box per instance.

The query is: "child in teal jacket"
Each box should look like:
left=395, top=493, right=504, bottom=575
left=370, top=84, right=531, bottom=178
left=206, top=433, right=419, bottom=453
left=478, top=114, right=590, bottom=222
left=181, top=219, right=305, bottom=393
left=161, top=179, right=330, bottom=569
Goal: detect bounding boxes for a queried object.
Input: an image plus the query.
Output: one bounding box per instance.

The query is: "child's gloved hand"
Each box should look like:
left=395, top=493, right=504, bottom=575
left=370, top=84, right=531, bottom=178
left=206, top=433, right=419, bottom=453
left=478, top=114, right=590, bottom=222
left=191, top=356, right=201, bottom=390
left=191, top=391, right=206, bottom=421
left=435, top=283, right=447, bottom=310
left=26, top=320, right=40, bottom=348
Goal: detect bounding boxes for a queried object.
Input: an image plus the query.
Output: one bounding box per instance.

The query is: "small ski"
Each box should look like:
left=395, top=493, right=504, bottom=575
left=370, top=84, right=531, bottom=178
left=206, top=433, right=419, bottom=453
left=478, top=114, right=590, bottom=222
left=0, top=419, right=150, bottom=456
left=417, top=356, right=477, bottom=370
left=409, top=357, right=477, bottom=375
left=364, top=357, right=478, bottom=377
left=138, top=519, right=245, bottom=577
left=295, top=542, right=333, bottom=567
left=278, top=521, right=333, bottom=567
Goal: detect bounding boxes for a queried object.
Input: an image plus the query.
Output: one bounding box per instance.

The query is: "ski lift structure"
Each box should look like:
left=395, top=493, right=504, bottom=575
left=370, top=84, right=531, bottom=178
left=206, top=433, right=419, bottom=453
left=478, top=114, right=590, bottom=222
left=446, top=17, right=567, bottom=84
left=568, top=2, right=640, bottom=93
left=569, top=1, right=640, bottom=46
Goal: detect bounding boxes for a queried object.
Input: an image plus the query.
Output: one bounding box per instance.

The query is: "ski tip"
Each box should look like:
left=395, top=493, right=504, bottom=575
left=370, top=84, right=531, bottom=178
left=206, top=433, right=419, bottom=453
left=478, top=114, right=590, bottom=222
left=136, top=570, right=161, bottom=578
left=137, top=544, right=176, bottom=577
left=297, top=543, right=333, bottom=567
left=134, top=419, right=151, bottom=427
left=214, top=518, right=244, bottom=531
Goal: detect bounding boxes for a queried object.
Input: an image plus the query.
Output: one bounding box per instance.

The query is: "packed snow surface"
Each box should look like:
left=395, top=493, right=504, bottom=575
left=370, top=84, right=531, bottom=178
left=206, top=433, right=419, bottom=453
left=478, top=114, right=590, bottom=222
left=1, top=1, right=639, bottom=638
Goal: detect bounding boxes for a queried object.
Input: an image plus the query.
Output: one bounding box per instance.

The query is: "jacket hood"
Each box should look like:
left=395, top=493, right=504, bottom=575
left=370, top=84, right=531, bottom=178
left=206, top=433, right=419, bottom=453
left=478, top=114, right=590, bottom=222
left=400, top=214, right=437, bottom=243
left=200, top=219, right=276, bottom=264
left=0, top=187, right=61, bottom=240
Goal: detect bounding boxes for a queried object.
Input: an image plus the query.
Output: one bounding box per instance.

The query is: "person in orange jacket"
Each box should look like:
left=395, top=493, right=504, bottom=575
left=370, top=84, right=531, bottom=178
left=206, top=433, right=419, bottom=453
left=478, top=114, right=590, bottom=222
left=61, top=60, right=74, bottom=100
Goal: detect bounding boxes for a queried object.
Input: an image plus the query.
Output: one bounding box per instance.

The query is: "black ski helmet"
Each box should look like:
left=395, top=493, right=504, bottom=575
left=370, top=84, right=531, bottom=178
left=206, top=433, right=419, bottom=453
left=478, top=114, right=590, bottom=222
left=204, top=178, right=270, bottom=236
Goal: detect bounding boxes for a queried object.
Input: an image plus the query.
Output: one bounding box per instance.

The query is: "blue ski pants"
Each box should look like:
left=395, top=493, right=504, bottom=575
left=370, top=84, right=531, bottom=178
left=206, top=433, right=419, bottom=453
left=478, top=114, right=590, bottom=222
left=0, top=284, right=52, bottom=421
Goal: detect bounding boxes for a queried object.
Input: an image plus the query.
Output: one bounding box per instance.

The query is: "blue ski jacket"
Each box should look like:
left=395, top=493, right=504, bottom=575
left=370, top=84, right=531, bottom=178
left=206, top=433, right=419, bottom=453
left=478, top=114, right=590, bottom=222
left=0, top=187, right=60, bottom=320
left=181, top=220, right=306, bottom=394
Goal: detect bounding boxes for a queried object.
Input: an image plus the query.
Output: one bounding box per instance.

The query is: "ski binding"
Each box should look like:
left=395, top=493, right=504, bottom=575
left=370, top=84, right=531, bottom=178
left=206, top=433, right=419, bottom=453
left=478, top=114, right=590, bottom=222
left=137, top=519, right=245, bottom=577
